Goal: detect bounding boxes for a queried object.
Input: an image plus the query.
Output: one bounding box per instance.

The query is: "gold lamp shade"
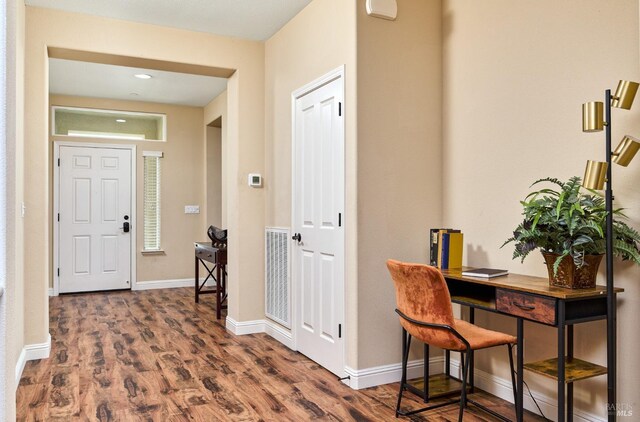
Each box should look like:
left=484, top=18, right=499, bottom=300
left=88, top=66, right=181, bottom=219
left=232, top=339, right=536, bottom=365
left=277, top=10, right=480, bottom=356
left=611, top=80, right=639, bottom=110
left=613, top=135, right=640, bottom=167
left=583, top=160, right=608, bottom=190
left=582, top=101, right=604, bottom=132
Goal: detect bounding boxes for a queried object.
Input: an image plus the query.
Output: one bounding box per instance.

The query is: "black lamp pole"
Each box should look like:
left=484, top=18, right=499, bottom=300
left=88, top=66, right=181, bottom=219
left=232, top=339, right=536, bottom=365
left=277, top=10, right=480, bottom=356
left=604, top=89, right=616, bottom=422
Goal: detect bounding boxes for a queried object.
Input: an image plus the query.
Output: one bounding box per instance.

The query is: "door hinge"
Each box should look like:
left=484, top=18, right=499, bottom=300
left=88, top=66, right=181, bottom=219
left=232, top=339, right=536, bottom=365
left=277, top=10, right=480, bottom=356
left=57, top=268, right=60, bottom=277
left=338, top=102, right=342, bottom=117
left=338, top=213, right=342, bottom=227
left=57, top=158, right=60, bottom=167
left=57, top=213, right=60, bottom=222
left=339, top=323, right=342, bottom=338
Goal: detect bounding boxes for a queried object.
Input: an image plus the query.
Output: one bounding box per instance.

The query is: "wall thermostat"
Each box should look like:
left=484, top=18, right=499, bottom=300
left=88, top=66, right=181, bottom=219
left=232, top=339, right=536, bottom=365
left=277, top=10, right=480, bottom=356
left=248, top=173, right=262, bottom=187
left=366, top=0, right=397, bottom=21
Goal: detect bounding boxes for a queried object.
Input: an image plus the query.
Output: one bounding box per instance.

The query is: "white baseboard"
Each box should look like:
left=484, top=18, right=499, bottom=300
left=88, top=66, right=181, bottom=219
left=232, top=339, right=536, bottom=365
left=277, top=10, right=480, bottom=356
left=225, top=317, right=265, bottom=335
left=345, top=356, right=445, bottom=390
left=14, top=348, right=26, bottom=387
left=225, top=317, right=294, bottom=349
left=15, top=334, right=52, bottom=386
left=133, top=278, right=210, bottom=291
left=50, top=278, right=209, bottom=295
left=264, top=320, right=294, bottom=349
left=448, top=359, right=605, bottom=422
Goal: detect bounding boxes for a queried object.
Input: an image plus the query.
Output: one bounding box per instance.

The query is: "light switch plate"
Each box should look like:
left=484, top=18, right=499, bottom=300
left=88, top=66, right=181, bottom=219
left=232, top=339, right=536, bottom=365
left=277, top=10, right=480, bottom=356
left=248, top=173, right=262, bottom=187
left=184, top=205, right=200, bottom=214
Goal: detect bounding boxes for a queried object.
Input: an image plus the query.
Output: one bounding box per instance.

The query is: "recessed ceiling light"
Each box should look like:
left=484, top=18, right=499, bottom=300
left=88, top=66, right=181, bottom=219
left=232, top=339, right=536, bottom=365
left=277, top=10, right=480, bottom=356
left=134, top=73, right=152, bottom=79
left=116, top=119, right=126, bottom=123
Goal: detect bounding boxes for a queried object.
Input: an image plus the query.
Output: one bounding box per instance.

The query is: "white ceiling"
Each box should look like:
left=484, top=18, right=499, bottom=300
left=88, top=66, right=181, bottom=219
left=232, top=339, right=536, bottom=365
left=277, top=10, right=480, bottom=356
left=26, top=0, right=312, bottom=41
left=42, top=1, right=313, bottom=106
left=49, top=59, right=228, bottom=107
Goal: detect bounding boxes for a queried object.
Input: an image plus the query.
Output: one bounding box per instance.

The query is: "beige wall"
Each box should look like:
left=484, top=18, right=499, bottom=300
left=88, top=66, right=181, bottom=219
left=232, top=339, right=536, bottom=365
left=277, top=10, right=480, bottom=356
left=204, top=90, right=227, bottom=227
left=356, top=0, right=443, bottom=369
left=25, top=6, right=265, bottom=344
left=206, top=126, right=222, bottom=227
left=443, top=0, right=640, bottom=415
left=50, top=95, right=206, bottom=283
left=264, top=0, right=358, bottom=365
left=4, top=0, right=26, bottom=419
left=17, top=2, right=640, bottom=414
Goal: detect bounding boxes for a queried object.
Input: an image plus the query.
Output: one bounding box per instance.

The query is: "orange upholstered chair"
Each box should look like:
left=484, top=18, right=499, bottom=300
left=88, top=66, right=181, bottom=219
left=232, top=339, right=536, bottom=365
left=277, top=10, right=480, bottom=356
left=387, top=259, right=517, bottom=421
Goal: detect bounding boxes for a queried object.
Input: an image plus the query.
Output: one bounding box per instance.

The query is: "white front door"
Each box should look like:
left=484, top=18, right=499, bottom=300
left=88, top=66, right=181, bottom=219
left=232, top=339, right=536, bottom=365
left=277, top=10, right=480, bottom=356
left=58, top=145, right=132, bottom=293
left=292, top=70, right=345, bottom=376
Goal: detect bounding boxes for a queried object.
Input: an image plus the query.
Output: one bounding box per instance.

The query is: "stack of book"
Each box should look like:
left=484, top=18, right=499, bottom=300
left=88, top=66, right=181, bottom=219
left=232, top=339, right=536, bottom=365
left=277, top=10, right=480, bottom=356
left=429, top=228, right=463, bottom=269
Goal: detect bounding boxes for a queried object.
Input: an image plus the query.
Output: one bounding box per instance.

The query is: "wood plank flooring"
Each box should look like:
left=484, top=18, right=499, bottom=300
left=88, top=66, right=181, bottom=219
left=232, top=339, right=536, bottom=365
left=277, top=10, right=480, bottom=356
left=17, top=288, right=545, bottom=421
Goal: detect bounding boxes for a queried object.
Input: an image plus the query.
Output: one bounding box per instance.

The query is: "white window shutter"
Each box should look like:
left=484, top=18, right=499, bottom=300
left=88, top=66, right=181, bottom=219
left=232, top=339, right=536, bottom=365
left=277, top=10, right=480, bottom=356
left=143, top=155, right=161, bottom=250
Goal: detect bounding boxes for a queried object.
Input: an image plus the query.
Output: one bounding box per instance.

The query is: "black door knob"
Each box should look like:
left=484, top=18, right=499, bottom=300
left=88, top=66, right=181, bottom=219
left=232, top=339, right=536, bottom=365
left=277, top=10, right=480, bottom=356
left=292, top=233, right=302, bottom=242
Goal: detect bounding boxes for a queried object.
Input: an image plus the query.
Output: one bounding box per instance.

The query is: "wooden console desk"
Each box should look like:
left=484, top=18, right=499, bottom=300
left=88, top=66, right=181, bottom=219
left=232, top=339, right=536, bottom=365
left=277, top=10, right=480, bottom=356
left=194, top=242, right=228, bottom=320
left=440, top=268, right=622, bottom=422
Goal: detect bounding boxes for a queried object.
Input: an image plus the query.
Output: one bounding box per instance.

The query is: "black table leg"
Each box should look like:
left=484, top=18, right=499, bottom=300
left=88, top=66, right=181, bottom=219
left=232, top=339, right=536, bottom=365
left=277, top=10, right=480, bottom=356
left=558, top=300, right=566, bottom=422
left=567, top=324, right=573, bottom=422
left=517, top=318, right=524, bottom=422
left=608, top=296, right=617, bottom=422
left=195, top=257, right=199, bottom=303
left=469, top=307, right=475, bottom=393
left=216, top=262, right=222, bottom=320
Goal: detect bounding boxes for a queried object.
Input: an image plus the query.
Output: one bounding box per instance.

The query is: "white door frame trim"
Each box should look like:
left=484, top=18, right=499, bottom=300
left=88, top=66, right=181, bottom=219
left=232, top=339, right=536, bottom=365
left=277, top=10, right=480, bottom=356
left=52, top=141, right=137, bottom=296
left=290, top=65, right=346, bottom=375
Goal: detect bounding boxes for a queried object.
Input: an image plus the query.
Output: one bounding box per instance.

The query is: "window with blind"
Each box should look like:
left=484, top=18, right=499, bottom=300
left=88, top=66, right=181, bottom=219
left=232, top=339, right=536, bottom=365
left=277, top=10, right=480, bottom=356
left=143, top=152, right=162, bottom=251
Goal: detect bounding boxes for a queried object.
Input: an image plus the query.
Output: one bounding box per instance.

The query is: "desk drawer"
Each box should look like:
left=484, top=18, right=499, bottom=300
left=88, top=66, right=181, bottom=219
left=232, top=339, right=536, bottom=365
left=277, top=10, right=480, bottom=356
left=496, top=289, right=556, bottom=325
left=195, top=246, right=217, bottom=262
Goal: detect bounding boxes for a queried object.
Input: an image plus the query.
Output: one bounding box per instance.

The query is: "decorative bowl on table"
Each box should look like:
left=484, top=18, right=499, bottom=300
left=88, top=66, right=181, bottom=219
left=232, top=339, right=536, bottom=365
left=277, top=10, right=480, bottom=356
left=207, top=225, right=227, bottom=248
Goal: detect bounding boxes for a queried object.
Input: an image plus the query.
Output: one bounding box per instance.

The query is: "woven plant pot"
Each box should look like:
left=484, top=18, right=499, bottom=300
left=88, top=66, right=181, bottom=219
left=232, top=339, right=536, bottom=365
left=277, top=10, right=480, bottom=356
left=541, top=251, right=603, bottom=289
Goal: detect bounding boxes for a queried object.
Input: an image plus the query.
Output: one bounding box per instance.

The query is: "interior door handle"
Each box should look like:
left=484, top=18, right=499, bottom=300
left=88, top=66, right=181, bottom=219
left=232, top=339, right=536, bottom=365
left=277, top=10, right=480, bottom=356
left=292, top=233, right=301, bottom=242
left=119, top=222, right=130, bottom=233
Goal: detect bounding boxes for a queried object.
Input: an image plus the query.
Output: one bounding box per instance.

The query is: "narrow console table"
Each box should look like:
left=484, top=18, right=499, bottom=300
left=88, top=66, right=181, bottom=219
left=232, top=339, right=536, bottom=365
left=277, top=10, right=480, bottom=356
left=194, top=241, right=228, bottom=319
left=438, top=268, right=623, bottom=422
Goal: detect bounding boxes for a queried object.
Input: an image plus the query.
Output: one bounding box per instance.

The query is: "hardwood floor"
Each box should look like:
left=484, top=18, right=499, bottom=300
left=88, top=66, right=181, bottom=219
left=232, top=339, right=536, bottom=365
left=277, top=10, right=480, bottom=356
left=17, top=288, right=544, bottom=421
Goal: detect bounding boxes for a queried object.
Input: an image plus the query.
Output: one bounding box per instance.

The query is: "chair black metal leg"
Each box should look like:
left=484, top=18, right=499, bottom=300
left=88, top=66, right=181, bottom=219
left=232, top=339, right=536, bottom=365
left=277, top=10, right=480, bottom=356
left=423, top=343, right=429, bottom=402
left=508, top=344, right=517, bottom=409
left=459, top=350, right=470, bottom=422
left=396, top=328, right=412, bottom=417
left=446, top=349, right=451, bottom=377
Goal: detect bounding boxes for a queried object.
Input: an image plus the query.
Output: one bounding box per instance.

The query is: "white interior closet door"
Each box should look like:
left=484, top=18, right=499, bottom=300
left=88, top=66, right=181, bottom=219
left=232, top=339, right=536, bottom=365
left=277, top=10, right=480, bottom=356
left=292, top=70, right=345, bottom=377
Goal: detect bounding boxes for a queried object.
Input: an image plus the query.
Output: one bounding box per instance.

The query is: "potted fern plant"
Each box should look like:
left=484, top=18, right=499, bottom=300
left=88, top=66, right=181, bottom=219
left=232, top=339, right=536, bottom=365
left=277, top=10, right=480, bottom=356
left=502, top=176, right=640, bottom=288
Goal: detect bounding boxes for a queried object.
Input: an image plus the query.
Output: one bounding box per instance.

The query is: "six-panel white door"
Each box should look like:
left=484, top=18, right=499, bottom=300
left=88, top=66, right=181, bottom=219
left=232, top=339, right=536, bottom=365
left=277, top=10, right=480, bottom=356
left=58, top=146, right=132, bottom=293
left=293, top=74, right=345, bottom=377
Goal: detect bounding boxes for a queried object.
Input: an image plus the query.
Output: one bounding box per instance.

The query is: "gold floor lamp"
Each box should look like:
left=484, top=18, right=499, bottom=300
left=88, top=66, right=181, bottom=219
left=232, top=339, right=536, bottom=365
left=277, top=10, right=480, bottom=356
left=582, top=80, right=640, bottom=421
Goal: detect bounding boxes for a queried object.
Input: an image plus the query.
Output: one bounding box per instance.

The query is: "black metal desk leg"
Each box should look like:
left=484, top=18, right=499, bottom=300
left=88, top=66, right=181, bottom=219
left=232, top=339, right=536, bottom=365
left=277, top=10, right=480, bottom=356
left=469, top=307, right=475, bottom=393
left=517, top=318, right=524, bottom=422
left=195, top=257, right=199, bottom=303
left=608, top=296, right=617, bottom=422
left=558, top=300, right=566, bottom=422
left=567, top=324, right=574, bottom=422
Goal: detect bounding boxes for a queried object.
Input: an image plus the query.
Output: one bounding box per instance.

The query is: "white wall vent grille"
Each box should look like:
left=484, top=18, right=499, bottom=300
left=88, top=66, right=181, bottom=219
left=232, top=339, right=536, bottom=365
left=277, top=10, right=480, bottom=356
left=265, top=227, right=290, bottom=328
